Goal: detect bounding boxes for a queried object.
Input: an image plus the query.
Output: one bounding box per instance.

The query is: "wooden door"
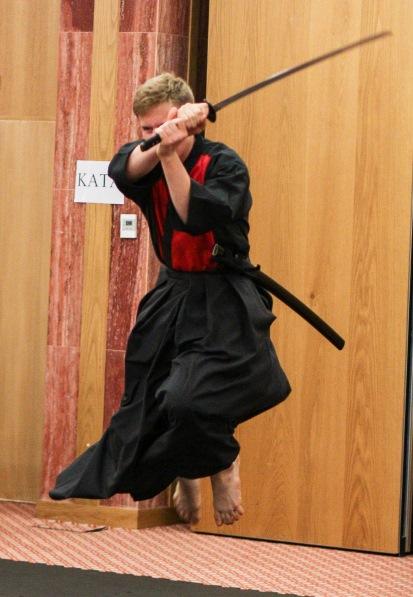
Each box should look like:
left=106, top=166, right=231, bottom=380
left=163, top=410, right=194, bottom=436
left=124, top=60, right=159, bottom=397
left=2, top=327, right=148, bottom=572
left=0, top=0, right=59, bottom=501
left=194, top=0, right=413, bottom=553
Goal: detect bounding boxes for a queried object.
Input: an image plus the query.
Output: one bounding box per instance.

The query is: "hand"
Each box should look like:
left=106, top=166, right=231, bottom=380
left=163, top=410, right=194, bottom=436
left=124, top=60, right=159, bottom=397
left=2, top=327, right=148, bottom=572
left=155, top=103, right=209, bottom=158
left=177, top=102, right=209, bottom=135
left=155, top=106, right=188, bottom=158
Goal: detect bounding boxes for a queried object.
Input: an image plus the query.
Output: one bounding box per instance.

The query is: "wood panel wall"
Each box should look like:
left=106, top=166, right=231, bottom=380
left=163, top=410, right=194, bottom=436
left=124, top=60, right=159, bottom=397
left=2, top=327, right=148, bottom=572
left=0, top=1, right=60, bottom=500
left=195, top=0, right=413, bottom=553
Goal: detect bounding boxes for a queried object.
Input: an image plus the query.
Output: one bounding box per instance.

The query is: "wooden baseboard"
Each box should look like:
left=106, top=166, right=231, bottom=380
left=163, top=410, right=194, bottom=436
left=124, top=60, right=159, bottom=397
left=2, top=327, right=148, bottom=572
left=35, top=500, right=180, bottom=529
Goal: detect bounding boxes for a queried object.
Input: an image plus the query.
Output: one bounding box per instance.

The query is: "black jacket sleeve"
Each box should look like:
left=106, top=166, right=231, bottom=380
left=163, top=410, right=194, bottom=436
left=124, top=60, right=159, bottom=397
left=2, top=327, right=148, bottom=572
left=108, top=141, right=162, bottom=207
left=183, top=147, right=252, bottom=234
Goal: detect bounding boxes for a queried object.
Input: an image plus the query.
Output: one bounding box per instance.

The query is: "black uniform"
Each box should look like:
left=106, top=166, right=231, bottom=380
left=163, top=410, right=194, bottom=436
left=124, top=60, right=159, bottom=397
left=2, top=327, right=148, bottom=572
left=49, top=135, right=290, bottom=502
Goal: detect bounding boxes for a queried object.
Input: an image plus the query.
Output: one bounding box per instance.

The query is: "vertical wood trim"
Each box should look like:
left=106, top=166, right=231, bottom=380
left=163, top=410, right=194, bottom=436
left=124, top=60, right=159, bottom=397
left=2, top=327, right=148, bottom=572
left=76, top=0, right=120, bottom=456
left=186, top=0, right=199, bottom=84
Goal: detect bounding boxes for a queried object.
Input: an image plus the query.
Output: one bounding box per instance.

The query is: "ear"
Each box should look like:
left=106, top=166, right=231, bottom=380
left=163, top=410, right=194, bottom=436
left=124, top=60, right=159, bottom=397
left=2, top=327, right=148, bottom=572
left=166, top=106, right=178, bottom=120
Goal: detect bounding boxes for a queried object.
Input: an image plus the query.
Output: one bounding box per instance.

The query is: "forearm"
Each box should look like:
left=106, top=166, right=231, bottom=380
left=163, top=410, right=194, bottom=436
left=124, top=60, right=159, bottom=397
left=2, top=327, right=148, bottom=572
left=150, top=102, right=208, bottom=222
left=159, top=152, right=191, bottom=223
left=125, top=143, right=159, bottom=181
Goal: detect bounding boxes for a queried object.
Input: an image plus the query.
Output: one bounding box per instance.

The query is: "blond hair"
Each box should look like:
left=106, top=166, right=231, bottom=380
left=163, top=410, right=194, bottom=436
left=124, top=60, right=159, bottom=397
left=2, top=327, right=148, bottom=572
left=133, top=73, right=194, bottom=116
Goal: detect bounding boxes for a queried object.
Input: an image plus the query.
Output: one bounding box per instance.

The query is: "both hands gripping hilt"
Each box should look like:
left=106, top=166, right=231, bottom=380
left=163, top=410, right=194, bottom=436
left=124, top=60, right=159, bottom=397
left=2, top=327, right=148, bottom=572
left=140, top=100, right=216, bottom=152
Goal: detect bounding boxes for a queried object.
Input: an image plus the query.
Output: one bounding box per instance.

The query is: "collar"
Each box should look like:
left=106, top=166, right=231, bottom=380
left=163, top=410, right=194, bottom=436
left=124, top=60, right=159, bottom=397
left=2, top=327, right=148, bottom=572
left=183, top=134, right=206, bottom=172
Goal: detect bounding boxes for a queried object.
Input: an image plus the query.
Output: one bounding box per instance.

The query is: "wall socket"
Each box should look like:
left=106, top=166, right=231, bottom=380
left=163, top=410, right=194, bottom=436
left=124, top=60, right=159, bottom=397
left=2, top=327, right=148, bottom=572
left=120, top=213, right=138, bottom=238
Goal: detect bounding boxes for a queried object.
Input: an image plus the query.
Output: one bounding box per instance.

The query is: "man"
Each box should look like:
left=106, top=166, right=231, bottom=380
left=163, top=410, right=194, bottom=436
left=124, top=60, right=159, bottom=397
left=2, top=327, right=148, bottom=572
left=50, top=73, right=290, bottom=526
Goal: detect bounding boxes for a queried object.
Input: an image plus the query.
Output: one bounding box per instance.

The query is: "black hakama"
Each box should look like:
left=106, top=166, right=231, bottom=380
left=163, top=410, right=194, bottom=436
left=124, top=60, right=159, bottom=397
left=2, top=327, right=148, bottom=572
left=50, top=135, right=290, bottom=502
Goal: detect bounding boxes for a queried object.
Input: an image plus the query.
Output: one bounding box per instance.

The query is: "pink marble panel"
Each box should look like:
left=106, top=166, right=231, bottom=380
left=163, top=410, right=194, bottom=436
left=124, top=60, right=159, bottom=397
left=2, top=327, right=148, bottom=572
left=40, top=346, right=79, bottom=499
left=100, top=31, right=158, bottom=510
left=103, top=493, right=135, bottom=508
left=61, top=0, right=95, bottom=32
left=107, top=32, right=158, bottom=354
left=106, top=208, right=150, bottom=350
left=103, top=491, right=168, bottom=508
left=114, top=33, right=157, bottom=147
left=102, top=347, right=167, bottom=509
left=140, top=495, right=170, bottom=508
left=119, top=0, right=158, bottom=33
left=158, top=0, right=190, bottom=35
left=54, top=32, right=93, bottom=191
left=103, top=349, right=125, bottom=428
left=47, top=190, right=85, bottom=349
left=104, top=489, right=169, bottom=508
left=156, top=33, right=189, bottom=78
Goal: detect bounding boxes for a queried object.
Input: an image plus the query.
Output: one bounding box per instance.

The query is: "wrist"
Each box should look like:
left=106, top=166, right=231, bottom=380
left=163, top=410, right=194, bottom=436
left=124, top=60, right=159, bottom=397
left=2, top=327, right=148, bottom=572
left=157, top=146, right=178, bottom=161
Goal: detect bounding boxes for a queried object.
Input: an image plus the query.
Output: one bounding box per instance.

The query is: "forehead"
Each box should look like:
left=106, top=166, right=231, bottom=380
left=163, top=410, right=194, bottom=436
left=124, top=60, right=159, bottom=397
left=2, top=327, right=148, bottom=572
left=139, top=101, right=174, bottom=125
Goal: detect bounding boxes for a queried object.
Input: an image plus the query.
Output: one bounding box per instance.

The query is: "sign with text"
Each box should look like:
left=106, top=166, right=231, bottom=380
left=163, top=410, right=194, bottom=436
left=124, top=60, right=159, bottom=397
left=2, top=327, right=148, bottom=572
left=74, top=160, right=124, bottom=204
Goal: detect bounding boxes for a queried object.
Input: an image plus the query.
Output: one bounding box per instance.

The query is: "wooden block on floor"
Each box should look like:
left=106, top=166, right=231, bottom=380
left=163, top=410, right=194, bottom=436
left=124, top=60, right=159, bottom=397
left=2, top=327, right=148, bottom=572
left=35, top=500, right=180, bottom=529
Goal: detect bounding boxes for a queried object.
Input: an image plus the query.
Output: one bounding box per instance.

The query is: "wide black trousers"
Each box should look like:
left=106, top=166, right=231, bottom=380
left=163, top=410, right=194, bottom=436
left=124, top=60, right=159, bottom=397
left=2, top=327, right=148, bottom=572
left=50, top=268, right=290, bottom=501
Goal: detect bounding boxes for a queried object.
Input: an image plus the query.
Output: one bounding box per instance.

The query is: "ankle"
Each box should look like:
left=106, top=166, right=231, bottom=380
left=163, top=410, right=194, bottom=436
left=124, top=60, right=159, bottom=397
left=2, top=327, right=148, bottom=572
left=178, top=477, right=199, bottom=487
left=211, top=460, right=237, bottom=481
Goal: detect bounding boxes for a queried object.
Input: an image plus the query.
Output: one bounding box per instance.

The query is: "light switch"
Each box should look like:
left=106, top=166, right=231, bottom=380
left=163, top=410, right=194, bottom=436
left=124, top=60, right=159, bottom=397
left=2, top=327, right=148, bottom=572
left=120, top=213, right=138, bottom=238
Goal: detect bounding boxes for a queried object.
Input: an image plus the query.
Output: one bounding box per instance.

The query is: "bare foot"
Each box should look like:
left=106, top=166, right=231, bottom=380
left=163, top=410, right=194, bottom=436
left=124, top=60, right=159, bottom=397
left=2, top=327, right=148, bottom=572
left=173, top=478, right=201, bottom=524
left=210, top=457, right=244, bottom=526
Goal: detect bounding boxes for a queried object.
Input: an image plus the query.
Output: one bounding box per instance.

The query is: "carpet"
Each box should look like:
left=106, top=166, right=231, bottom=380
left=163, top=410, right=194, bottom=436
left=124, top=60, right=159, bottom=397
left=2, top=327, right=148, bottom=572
left=3, top=503, right=412, bottom=596
left=0, top=559, right=304, bottom=597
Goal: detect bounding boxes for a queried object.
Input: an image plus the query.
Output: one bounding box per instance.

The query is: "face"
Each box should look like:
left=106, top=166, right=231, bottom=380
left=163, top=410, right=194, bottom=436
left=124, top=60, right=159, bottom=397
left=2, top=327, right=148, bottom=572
left=138, top=102, right=175, bottom=139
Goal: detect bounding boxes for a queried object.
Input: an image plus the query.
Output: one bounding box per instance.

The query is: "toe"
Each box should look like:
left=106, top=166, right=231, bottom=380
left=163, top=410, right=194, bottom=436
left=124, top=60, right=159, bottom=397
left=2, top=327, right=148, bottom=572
left=214, top=511, right=223, bottom=526
left=234, top=505, right=244, bottom=519
left=179, top=510, right=190, bottom=523
left=223, top=511, right=234, bottom=525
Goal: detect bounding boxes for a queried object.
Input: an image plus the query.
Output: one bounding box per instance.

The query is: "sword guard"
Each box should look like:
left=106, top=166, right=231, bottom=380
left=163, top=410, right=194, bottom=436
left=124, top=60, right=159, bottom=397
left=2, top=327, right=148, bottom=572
left=204, top=100, right=217, bottom=122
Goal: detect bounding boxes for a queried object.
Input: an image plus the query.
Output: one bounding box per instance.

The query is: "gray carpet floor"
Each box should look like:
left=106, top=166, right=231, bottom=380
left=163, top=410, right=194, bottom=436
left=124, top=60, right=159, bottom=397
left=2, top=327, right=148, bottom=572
left=0, top=559, right=306, bottom=597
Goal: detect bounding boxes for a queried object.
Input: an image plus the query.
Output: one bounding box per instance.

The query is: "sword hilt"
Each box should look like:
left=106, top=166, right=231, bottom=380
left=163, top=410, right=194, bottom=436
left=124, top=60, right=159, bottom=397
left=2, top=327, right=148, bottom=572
left=204, top=100, right=217, bottom=122
left=140, top=133, right=162, bottom=151
left=140, top=101, right=216, bottom=152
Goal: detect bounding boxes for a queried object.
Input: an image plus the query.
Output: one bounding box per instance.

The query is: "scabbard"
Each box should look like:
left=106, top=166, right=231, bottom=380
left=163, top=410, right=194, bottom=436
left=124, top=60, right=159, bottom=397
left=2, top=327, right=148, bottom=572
left=212, top=245, right=345, bottom=350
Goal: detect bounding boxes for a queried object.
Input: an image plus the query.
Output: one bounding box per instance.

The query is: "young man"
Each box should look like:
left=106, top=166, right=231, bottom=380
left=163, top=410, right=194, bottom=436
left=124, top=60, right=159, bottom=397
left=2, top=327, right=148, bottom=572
left=50, top=73, right=290, bottom=526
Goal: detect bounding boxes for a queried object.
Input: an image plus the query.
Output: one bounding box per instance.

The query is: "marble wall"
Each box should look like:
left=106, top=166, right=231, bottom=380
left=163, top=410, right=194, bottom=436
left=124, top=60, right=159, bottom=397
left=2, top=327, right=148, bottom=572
left=41, top=0, right=194, bottom=511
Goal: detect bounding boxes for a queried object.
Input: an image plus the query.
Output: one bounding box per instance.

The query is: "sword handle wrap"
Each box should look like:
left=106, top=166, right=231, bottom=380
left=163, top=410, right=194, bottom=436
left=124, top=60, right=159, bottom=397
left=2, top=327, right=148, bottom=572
left=140, top=133, right=162, bottom=152
left=140, top=101, right=217, bottom=152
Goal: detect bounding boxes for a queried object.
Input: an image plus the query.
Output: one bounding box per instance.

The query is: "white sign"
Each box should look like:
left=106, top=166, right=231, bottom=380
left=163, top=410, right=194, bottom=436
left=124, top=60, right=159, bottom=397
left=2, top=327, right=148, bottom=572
left=74, top=160, right=124, bottom=204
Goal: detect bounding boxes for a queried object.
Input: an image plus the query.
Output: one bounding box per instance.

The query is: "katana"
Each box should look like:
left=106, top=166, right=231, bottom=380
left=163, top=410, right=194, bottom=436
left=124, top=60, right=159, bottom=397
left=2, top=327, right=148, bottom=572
left=212, top=244, right=345, bottom=350
left=140, top=30, right=391, bottom=151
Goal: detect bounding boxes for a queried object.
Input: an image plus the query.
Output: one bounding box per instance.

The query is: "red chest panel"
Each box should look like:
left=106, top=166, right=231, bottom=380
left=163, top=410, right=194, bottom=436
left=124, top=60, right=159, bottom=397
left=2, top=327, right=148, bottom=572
left=151, top=177, right=169, bottom=260
left=151, top=153, right=218, bottom=272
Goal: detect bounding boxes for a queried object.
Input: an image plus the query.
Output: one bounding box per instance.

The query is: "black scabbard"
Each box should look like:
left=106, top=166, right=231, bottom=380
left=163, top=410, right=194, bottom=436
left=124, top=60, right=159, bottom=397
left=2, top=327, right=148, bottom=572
left=212, top=244, right=345, bottom=350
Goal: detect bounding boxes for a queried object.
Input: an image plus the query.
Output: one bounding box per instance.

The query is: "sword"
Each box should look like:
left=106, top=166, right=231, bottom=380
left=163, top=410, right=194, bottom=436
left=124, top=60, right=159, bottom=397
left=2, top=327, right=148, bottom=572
left=140, top=31, right=391, bottom=151
left=212, top=244, right=345, bottom=350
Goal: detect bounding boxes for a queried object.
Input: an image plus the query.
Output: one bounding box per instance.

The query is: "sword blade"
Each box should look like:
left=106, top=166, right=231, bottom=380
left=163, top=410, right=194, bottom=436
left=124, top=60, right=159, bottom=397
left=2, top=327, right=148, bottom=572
left=207, top=31, right=391, bottom=120
left=140, top=30, right=391, bottom=149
